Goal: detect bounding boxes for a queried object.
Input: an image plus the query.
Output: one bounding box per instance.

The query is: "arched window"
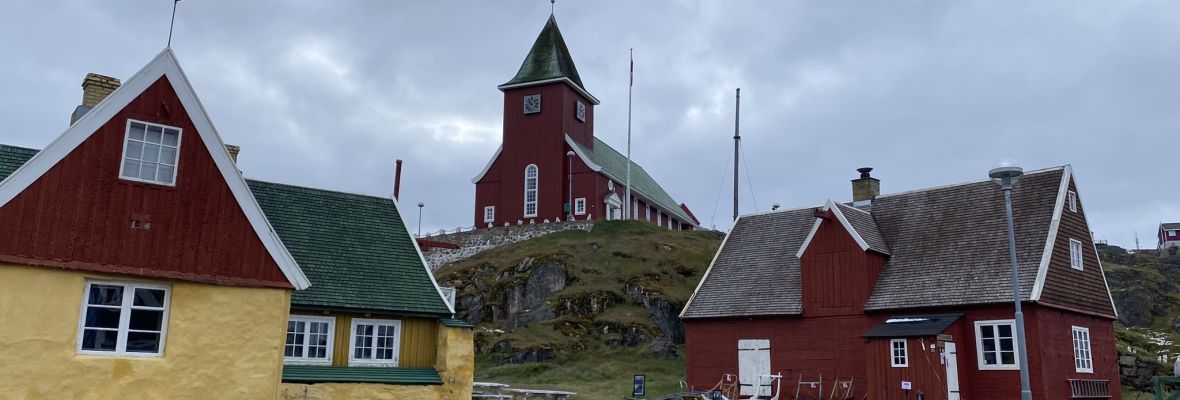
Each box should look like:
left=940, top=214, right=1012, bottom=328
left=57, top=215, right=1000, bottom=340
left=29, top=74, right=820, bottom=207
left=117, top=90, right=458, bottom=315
left=523, top=164, right=538, bottom=217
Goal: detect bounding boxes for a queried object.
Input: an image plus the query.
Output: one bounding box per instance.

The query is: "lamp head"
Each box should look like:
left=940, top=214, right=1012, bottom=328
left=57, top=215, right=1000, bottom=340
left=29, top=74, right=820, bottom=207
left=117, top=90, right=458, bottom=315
left=417, top=202, right=424, bottom=208
left=988, top=163, right=1024, bottom=190
left=566, top=151, right=575, bottom=157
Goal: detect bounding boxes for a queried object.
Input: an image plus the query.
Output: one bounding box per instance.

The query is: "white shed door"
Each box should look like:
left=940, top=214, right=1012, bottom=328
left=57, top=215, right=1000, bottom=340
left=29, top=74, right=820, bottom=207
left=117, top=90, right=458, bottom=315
left=945, top=342, right=960, bottom=400
left=738, top=339, right=771, bottom=397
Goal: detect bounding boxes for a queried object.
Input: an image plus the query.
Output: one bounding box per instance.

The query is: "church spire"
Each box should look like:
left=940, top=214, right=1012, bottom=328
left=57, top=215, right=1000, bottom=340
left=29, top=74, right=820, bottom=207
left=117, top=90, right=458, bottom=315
left=501, top=15, right=587, bottom=93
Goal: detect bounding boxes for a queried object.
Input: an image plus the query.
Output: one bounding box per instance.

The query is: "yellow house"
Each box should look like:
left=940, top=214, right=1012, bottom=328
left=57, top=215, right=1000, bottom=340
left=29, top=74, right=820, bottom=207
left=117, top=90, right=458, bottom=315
left=250, top=180, right=475, bottom=400
left=0, top=50, right=311, bottom=398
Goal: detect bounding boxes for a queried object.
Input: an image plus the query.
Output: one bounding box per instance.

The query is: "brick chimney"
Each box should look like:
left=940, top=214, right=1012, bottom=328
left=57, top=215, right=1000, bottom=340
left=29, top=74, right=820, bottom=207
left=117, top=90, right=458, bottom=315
left=225, top=144, right=241, bottom=163
left=71, top=73, right=121, bottom=124
left=852, top=167, right=880, bottom=205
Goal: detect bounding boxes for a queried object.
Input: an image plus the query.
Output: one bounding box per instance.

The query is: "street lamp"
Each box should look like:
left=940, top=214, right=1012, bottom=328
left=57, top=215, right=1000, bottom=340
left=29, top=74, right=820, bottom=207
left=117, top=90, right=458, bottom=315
left=566, top=151, right=575, bottom=220
left=989, top=162, right=1032, bottom=400
left=417, top=202, right=425, bottom=238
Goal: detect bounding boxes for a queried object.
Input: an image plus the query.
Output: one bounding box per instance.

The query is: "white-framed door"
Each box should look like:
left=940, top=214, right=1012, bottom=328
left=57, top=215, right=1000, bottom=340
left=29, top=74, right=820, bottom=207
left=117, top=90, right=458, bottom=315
left=738, top=339, right=771, bottom=397
left=945, top=342, right=960, bottom=400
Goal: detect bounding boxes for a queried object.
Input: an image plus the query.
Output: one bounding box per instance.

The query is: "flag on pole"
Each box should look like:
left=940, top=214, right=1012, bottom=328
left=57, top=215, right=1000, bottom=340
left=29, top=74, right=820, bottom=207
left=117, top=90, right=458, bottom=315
left=630, top=53, right=634, bottom=87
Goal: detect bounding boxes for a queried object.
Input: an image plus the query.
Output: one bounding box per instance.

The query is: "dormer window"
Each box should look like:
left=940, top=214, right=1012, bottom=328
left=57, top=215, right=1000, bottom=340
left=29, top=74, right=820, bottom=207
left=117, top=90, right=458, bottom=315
left=576, top=101, right=586, bottom=122
left=120, top=120, right=181, bottom=185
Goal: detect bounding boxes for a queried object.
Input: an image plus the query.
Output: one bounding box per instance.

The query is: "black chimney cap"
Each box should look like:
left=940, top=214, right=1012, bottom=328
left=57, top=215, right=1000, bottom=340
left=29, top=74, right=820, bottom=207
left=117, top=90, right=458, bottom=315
left=857, top=167, right=873, bottom=178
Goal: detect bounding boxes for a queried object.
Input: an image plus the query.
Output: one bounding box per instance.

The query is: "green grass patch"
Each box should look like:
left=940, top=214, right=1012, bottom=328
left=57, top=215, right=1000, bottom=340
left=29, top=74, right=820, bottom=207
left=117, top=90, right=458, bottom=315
left=475, top=344, right=688, bottom=400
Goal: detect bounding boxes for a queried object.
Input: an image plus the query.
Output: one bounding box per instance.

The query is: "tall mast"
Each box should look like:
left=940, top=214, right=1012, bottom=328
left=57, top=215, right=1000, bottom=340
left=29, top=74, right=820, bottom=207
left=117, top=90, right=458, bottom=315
left=625, top=49, right=633, bottom=220
left=733, top=88, right=740, bottom=222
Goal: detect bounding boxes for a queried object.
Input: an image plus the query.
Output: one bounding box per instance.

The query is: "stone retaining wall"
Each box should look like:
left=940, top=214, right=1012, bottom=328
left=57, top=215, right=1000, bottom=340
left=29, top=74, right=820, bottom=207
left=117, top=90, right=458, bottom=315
left=422, top=221, right=594, bottom=269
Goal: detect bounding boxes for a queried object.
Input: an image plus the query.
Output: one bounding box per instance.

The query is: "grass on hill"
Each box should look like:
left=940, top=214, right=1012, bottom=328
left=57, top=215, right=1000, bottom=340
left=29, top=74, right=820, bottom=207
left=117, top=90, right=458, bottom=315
left=474, top=344, right=690, bottom=400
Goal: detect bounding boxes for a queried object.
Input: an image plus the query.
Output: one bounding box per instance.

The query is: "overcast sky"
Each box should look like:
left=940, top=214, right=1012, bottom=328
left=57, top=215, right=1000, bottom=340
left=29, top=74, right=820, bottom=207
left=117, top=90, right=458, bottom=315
left=2, top=1, right=1177, bottom=249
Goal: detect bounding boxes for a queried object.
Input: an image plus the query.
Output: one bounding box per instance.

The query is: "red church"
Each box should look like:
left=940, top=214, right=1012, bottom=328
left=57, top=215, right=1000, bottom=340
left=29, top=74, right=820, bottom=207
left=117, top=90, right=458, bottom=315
left=680, top=167, right=1120, bottom=400
left=472, top=15, right=698, bottom=230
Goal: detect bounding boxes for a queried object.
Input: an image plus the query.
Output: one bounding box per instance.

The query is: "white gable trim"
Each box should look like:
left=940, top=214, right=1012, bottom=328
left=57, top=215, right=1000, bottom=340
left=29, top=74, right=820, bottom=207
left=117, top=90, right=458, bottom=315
left=563, top=135, right=602, bottom=172
left=470, top=145, right=503, bottom=184
left=680, top=214, right=740, bottom=319
left=0, top=49, right=309, bottom=290
left=1030, top=166, right=1071, bottom=301
left=795, top=199, right=870, bottom=259
left=394, top=197, right=457, bottom=315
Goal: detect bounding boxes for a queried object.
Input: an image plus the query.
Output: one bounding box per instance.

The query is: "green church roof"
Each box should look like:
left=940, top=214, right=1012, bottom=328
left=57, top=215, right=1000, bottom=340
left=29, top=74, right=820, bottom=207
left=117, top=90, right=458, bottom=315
left=0, top=144, right=451, bottom=316
left=501, top=15, right=587, bottom=92
left=569, top=138, right=696, bottom=225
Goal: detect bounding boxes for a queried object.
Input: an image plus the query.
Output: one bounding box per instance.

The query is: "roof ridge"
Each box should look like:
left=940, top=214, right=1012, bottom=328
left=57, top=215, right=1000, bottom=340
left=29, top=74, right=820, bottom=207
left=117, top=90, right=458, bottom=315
left=737, top=203, right=824, bottom=218
left=874, top=165, right=1067, bottom=200
left=0, top=144, right=39, bottom=153
left=246, top=178, right=392, bottom=203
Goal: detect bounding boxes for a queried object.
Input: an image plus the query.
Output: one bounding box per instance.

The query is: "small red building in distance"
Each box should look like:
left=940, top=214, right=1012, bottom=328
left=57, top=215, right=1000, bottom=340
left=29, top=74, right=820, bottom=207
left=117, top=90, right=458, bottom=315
left=680, top=167, right=1120, bottom=400
left=472, top=16, right=698, bottom=230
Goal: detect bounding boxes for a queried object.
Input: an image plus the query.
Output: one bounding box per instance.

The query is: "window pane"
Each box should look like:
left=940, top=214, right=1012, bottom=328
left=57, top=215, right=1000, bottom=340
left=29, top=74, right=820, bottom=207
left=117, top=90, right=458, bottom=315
left=162, top=129, right=179, bottom=146
left=984, top=352, right=996, bottom=365
left=122, top=159, right=140, bottom=178
left=980, top=325, right=994, bottom=339
left=146, top=126, right=163, bottom=143
left=82, top=329, right=119, bottom=351
left=139, top=162, right=158, bottom=181
left=125, top=331, right=160, bottom=353
left=160, top=147, right=177, bottom=165
left=998, top=324, right=1012, bottom=338
left=84, top=307, right=121, bottom=328
left=1001, top=351, right=1015, bottom=365
left=158, top=166, right=174, bottom=184
left=88, top=285, right=123, bottom=305
left=133, top=288, right=166, bottom=307
left=129, top=309, right=164, bottom=331
left=125, top=140, right=144, bottom=160
left=142, top=143, right=160, bottom=162
left=129, top=123, right=146, bottom=140
left=982, top=338, right=996, bottom=352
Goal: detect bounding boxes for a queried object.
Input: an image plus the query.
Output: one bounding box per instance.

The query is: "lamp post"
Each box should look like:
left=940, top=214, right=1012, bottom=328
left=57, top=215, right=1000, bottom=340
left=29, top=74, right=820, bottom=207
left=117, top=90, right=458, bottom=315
left=566, top=150, right=575, bottom=220
left=989, top=163, right=1031, bottom=400
left=417, top=202, right=424, bottom=238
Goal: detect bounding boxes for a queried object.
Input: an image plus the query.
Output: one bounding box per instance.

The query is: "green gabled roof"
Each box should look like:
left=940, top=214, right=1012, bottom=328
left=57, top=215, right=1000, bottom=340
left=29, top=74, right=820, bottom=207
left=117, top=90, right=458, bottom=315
left=0, top=145, right=38, bottom=181
left=0, top=144, right=450, bottom=316
left=247, top=179, right=452, bottom=316
left=502, top=15, right=586, bottom=91
left=569, top=138, right=696, bottom=225
left=282, top=365, right=442, bottom=385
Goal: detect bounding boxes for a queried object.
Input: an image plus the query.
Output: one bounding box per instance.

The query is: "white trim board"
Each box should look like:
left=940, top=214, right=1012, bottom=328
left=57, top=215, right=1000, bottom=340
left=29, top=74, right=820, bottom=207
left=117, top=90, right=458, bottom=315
left=679, top=213, right=740, bottom=319
left=393, top=195, right=457, bottom=315
left=1030, top=165, right=1071, bottom=301
left=497, top=77, right=601, bottom=105
left=1072, top=170, right=1119, bottom=318
left=0, top=49, right=309, bottom=290
left=796, top=199, right=871, bottom=259
left=470, top=145, right=502, bottom=184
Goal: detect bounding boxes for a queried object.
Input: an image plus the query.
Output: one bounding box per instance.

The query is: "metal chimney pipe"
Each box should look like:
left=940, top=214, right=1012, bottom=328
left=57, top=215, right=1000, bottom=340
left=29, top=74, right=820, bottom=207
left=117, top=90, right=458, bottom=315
left=394, top=159, right=403, bottom=200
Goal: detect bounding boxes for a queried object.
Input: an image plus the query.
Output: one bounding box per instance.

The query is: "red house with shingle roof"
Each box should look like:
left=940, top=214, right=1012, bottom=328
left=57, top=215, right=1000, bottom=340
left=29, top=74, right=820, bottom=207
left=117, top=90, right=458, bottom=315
left=1159, top=222, right=1180, bottom=252
left=471, top=15, right=696, bottom=230
left=680, top=166, right=1120, bottom=400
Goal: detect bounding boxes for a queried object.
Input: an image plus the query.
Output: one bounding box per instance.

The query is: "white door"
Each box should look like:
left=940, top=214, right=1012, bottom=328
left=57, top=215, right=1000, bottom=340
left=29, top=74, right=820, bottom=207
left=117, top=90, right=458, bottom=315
left=945, top=342, right=960, bottom=400
left=738, top=339, right=771, bottom=397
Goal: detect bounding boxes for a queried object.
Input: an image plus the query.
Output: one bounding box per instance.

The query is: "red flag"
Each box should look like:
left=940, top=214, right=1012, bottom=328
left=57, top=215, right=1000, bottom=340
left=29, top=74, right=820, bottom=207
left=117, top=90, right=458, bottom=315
left=629, top=49, right=634, bottom=87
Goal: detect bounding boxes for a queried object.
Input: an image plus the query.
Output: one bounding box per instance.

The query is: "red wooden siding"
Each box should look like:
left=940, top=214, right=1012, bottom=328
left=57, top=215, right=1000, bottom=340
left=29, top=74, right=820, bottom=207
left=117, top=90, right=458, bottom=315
left=800, top=218, right=886, bottom=317
left=864, top=337, right=954, bottom=400
left=0, top=77, right=290, bottom=288
left=1038, top=178, right=1117, bottom=317
left=1026, top=305, right=1121, bottom=400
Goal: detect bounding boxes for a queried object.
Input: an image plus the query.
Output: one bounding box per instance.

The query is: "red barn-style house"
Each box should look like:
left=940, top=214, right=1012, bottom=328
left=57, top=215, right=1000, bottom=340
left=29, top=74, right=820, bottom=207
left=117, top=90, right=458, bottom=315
left=471, top=15, right=698, bottom=230
left=680, top=167, right=1120, bottom=400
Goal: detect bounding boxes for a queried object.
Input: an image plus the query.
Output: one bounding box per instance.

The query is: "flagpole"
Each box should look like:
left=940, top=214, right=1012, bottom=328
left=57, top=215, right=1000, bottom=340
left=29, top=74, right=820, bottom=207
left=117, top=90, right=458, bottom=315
left=625, top=48, right=633, bottom=221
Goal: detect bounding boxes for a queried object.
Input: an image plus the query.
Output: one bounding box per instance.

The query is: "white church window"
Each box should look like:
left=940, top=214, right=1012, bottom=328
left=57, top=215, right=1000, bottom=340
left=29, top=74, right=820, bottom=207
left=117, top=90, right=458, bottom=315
left=524, top=165, right=538, bottom=217
left=574, top=198, right=586, bottom=215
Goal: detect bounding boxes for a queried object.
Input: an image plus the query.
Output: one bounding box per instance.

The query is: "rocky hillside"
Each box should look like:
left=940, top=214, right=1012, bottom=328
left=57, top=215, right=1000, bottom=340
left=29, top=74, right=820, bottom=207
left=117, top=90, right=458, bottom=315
left=1098, top=244, right=1180, bottom=391
left=435, top=221, right=721, bottom=363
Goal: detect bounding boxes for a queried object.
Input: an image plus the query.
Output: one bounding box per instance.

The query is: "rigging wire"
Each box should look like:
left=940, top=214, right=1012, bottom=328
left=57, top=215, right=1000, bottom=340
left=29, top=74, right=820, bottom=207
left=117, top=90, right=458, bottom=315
left=708, top=147, right=733, bottom=229
left=740, top=141, right=759, bottom=212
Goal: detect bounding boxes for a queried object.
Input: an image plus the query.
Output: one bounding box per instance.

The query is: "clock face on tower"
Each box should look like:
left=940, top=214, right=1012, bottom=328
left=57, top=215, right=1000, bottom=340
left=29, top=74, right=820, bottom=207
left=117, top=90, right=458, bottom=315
left=524, top=94, right=542, bottom=114
left=576, top=101, right=586, bottom=122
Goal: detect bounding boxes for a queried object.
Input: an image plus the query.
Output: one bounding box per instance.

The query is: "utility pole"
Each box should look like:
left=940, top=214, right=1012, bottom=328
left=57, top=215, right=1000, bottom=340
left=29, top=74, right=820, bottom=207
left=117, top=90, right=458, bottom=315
left=733, top=88, right=740, bottom=222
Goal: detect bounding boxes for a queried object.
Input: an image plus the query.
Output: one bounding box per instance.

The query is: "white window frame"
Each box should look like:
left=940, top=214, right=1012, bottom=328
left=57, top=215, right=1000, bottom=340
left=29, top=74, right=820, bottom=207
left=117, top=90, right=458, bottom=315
left=1067, top=190, right=1078, bottom=213
left=1072, top=326, right=1093, bottom=373
left=118, top=119, right=182, bottom=186
left=484, top=206, right=495, bottom=223
left=284, top=315, right=335, bottom=365
left=657, top=212, right=662, bottom=226
left=76, top=280, right=171, bottom=357
left=891, top=339, right=909, bottom=367
left=524, top=164, right=538, bottom=218
left=1070, top=239, right=1084, bottom=270
left=574, top=198, right=586, bottom=215
left=975, top=319, right=1019, bottom=370
left=348, top=318, right=402, bottom=367
left=646, top=205, right=651, bottom=221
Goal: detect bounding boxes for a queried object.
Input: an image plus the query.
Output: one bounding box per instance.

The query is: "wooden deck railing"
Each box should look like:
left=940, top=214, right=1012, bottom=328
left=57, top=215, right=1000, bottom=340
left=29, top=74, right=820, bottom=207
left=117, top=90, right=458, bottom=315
left=1068, top=379, right=1111, bottom=399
